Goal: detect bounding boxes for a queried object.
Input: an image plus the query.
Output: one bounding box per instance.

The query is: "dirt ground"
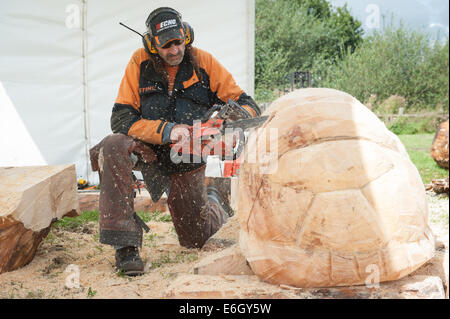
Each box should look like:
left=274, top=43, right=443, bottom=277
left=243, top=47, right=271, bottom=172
left=0, top=192, right=448, bottom=299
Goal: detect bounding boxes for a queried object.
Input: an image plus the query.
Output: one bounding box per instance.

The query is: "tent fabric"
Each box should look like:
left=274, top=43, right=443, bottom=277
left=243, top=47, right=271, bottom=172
left=0, top=0, right=255, bottom=182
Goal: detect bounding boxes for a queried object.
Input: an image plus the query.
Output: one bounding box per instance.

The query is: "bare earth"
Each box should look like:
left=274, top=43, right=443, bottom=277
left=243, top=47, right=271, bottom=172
left=0, top=192, right=448, bottom=299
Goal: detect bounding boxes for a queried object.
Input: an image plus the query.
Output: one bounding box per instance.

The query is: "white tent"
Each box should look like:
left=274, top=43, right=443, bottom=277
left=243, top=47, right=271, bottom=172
left=0, top=0, right=255, bottom=182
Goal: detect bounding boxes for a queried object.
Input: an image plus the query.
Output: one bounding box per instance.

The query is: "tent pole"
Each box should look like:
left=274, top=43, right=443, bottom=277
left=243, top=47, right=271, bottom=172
left=247, top=0, right=255, bottom=98
left=81, top=0, right=91, bottom=182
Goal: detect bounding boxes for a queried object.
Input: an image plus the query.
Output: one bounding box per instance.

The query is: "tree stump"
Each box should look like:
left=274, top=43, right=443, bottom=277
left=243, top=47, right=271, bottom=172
left=430, top=178, right=449, bottom=195
left=0, top=165, right=79, bottom=273
left=164, top=274, right=446, bottom=299
left=431, top=119, right=449, bottom=169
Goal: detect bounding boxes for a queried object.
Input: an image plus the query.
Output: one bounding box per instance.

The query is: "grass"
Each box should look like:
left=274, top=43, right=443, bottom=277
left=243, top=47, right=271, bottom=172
left=87, top=287, right=97, bottom=298
left=53, top=210, right=172, bottom=231
left=25, top=289, right=45, bottom=299
left=53, top=210, right=99, bottom=231
left=397, top=134, right=449, bottom=184
left=149, top=251, right=199, bottom=269
left=136, top=210, right=172, bottom=223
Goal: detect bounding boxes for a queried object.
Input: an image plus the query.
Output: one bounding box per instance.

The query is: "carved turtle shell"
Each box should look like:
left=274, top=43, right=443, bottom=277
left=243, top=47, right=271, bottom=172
left=238, top=88, right=435, bottom=287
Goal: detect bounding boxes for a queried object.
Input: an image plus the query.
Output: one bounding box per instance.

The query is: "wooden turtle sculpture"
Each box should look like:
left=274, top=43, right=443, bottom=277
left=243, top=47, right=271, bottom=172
left=238, top=88, right=435, bottom=287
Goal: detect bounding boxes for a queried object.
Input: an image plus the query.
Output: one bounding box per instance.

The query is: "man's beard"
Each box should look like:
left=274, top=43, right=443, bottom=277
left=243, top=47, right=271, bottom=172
left=165, top=52, right=183, bottom=66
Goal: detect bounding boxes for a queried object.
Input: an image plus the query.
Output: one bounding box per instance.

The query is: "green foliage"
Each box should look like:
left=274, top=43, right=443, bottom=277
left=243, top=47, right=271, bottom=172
left=254, top=1, right=449, bottom=113
left=388, top=117, right=440, bottom=135
left=87, top=287, right=97, bottom=298
left=398, top=134, right=449, bottom=184
left=320, top=22, right=449, bottom=111
left=255, top=0, right=363, bottom=101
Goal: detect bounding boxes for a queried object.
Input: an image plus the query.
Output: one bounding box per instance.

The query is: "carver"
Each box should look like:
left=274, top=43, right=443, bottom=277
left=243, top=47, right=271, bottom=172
left=89, top=7, right=261, bottom=276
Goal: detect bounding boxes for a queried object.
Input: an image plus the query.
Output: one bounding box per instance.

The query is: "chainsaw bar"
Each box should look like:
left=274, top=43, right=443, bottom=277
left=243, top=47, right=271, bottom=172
left=222, top=116, right=269, bottom=131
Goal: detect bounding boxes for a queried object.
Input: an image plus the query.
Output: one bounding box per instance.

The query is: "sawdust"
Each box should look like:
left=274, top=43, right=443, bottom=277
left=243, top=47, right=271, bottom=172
left=0, top=208, right=246, bottom=299
left=0, top=212, right=218, bottom=299
left=0, top=192, right=448, bottom=299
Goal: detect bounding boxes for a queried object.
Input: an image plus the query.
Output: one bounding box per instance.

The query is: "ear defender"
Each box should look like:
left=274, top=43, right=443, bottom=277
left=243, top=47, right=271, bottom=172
left=182, top=22, right=194, bottom=46
left=144, top=8, right=194, bottom=54
left=142, top=32, right=158, bottom=54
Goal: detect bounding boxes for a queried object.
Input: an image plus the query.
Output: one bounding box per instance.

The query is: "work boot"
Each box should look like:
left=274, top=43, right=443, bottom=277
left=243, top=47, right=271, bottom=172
left=207, top=185, right=234, bottom=217
left=115, top=246, right=144, bottom=276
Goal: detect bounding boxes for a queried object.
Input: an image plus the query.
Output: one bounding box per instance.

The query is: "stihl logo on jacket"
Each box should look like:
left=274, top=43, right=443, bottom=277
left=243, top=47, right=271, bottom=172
left=156, top=19, right=177, bottom=32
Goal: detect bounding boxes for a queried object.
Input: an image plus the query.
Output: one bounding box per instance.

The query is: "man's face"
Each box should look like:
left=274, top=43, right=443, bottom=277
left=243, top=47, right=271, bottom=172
left=156, top=39, right=186, bottom=66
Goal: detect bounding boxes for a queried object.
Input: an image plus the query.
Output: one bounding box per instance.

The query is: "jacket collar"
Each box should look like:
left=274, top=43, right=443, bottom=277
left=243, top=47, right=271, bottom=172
left=142, top=54, right=200, bottom=91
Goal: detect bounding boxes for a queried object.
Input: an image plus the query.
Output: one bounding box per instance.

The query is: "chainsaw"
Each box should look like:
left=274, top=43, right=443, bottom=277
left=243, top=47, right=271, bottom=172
left=170, top=100, right=268, bottom=176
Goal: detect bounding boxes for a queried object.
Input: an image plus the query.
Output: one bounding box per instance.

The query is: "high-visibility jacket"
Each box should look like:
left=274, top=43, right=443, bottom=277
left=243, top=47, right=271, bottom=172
left=110, top=46, right=260, bottom=174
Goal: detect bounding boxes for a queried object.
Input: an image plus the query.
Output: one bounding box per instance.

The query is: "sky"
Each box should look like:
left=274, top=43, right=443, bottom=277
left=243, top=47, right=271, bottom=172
left=328, top=0, right=449, bottom=40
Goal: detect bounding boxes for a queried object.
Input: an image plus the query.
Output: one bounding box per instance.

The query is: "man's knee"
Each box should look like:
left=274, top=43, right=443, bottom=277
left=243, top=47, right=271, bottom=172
left=90, top=133, right=134, bottom=172
left=101, top=133, right=133, bottom=156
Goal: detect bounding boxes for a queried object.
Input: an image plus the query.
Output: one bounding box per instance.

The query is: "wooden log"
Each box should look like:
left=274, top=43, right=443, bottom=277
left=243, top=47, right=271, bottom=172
left=194, top=244, right=254, bottom=276
left=0, top=165, right=79, bottom=273
left=164, top=274, right=446, bottom=299
left=412, top=234, right=449, bottom=299
left=164, top=274, right=300, bottom=299
left=230, top=177, right=239, bottom=212
left=202, top=214, right=240, bottom=251
left=78, top=189, right=168, bottom=213
left=431, top=120, right=449, bottom=169
left=430, top=178, right=449, bottom=195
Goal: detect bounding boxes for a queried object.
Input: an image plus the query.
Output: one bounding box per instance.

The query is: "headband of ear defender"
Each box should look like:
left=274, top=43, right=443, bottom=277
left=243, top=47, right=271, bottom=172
left=142, top=7, right=194, bottom=55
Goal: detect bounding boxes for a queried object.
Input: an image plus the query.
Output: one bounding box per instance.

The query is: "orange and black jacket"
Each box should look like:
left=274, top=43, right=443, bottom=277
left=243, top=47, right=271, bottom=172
left=111, top=47, right=261, bottom=173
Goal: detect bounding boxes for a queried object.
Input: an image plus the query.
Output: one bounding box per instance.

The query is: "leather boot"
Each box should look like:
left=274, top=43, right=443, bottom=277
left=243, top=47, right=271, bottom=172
left=115, top=246, right=144, bottom=276
left=206, top=185, right=234, bottom=217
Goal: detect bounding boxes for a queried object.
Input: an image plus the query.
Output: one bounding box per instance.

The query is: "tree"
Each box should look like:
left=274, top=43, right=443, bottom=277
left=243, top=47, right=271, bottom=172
left=321, top=23, right=449, bottom=112
left=255, top=0, right=363, bottom=101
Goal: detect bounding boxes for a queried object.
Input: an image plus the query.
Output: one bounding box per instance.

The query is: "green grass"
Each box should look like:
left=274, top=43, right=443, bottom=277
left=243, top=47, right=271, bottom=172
left=53, top=210, right=171, bottom=231
left=53, top=210, right=99, bottom=230
left=136, top=210, right=172, bottom=223
left=87, top=287, right=97, bottom=298
left=398, top=134, right=449, bottom=184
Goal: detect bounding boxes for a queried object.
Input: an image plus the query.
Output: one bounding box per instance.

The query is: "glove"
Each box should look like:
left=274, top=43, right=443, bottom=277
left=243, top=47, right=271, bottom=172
left=168, top=124, right=206, bottom=157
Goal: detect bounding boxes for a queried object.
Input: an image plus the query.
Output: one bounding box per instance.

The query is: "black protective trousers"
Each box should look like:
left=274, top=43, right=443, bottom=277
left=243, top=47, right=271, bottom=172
left=89, top=133, right=228, bottom=249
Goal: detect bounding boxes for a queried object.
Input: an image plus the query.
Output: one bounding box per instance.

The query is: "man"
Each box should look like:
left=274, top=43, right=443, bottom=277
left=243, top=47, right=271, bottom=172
left=89, top=7, right=261, bottom=276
